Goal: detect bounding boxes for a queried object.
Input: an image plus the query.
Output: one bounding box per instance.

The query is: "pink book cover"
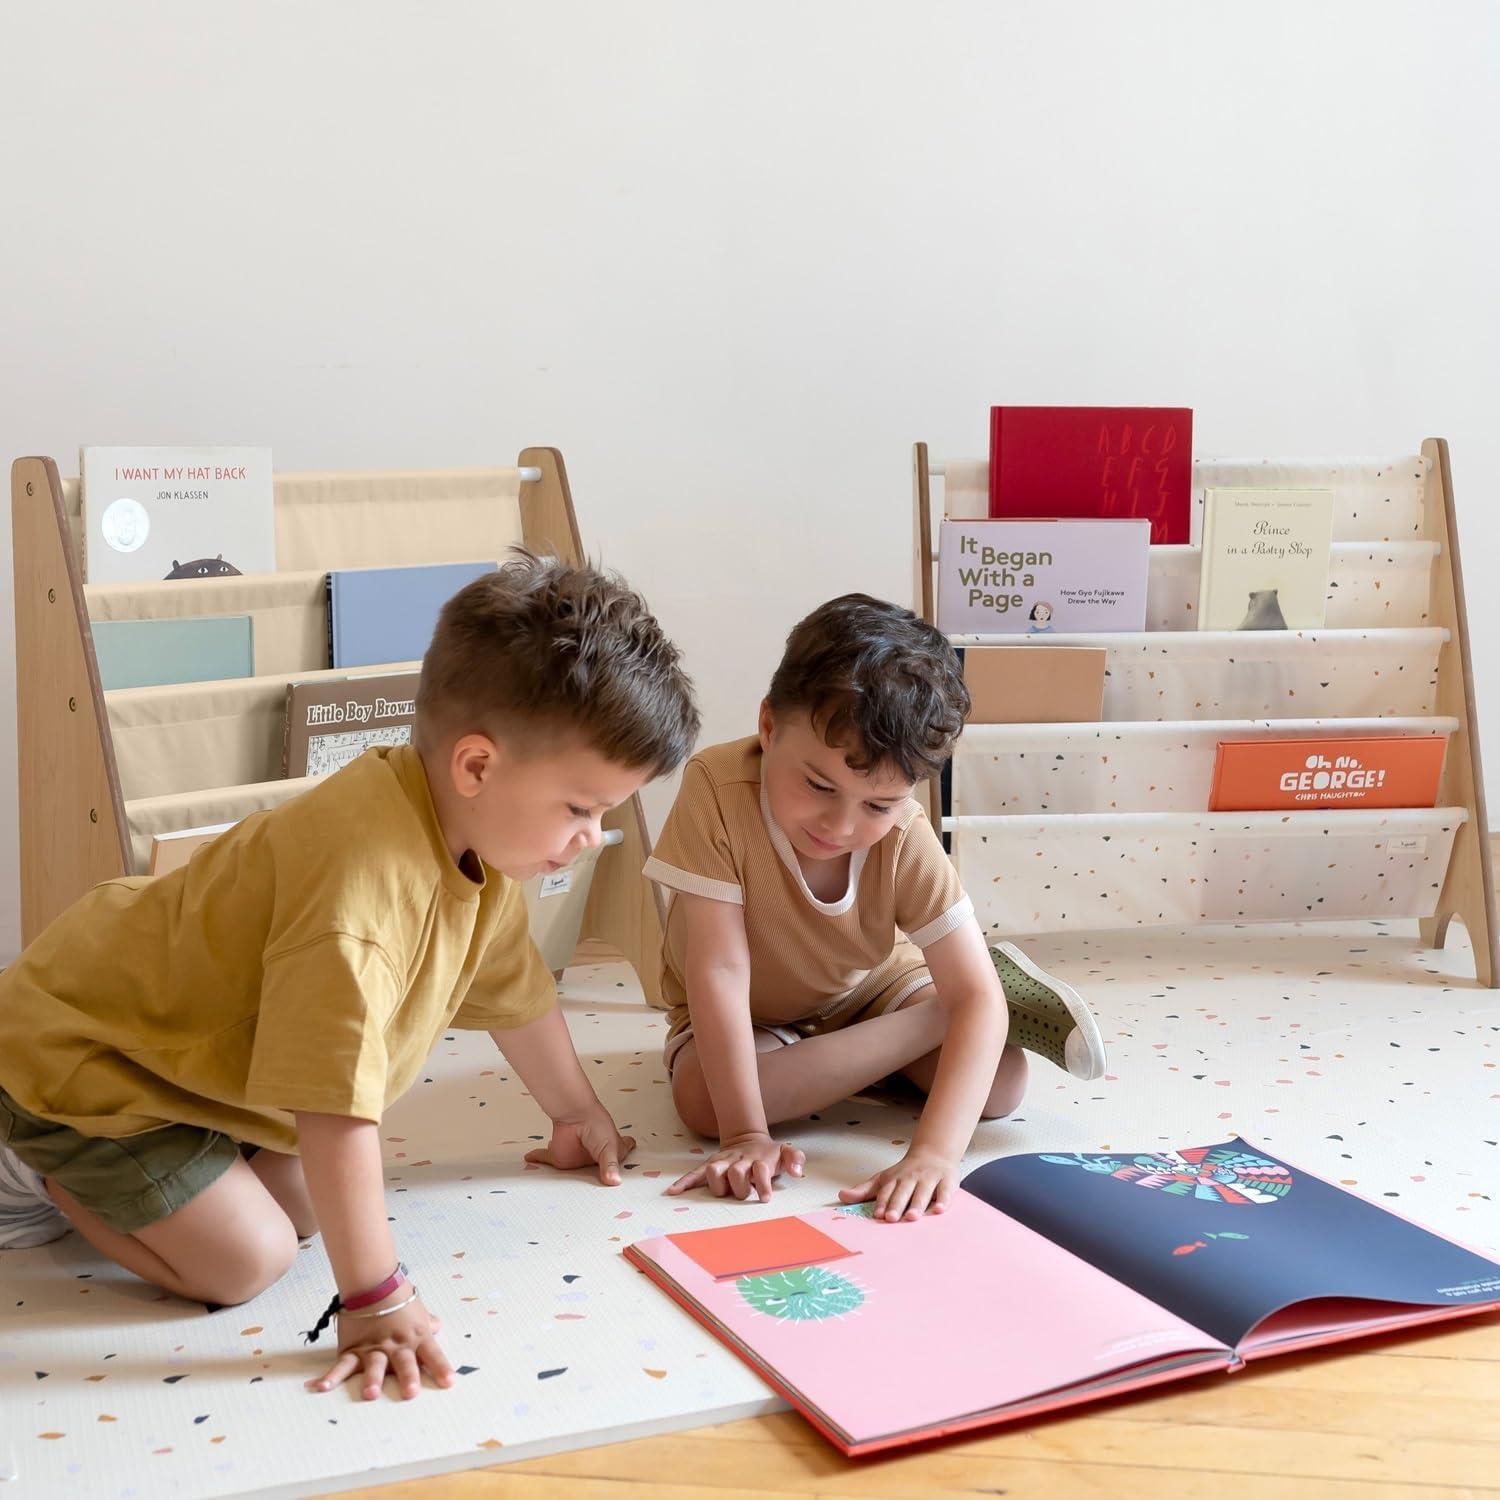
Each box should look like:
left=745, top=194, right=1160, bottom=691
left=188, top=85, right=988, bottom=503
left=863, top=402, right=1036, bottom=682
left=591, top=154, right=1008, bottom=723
left=626, top=1139, right=1500, bottom=1455
left=627, top=1193, right=1231, bottom=1456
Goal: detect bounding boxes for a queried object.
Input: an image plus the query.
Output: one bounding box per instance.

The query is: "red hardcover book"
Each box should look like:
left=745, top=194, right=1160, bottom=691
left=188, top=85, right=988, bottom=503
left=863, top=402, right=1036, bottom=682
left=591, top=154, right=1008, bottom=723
left=989, top=406, right=1193, bottom=544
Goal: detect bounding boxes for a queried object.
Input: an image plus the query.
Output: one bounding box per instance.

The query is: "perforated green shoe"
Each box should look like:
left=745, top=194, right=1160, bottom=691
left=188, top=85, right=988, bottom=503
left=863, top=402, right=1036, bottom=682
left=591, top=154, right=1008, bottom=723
left=990, top=942, right=1107, bottom=1081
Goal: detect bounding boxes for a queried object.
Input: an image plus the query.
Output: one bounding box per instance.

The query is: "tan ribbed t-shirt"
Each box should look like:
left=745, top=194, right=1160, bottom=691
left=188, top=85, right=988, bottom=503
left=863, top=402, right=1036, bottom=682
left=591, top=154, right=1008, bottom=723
left=0, top=745, right=556, bottom=1152
left=644, top=737, right=972, bottom=1024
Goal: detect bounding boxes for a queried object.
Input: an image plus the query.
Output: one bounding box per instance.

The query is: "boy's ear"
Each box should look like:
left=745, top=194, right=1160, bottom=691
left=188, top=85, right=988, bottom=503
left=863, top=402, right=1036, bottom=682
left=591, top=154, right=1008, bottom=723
left=448, top=731, right=500, bottom=799
left=756, top=699, right=776, bottom=753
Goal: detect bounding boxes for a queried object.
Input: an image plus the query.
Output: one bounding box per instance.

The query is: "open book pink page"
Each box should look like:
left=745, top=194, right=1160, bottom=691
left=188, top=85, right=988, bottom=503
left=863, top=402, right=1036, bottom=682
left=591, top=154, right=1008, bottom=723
left=1240, top=1295, right=1500, bottom=1359
left=629, top=1191, right=1230, bottom=1452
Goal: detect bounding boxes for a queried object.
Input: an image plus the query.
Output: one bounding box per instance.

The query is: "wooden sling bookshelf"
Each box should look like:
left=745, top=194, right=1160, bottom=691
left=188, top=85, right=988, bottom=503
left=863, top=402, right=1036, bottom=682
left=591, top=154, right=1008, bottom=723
left=10, top=447, right=666, bottom=1001
left=913, top=436, right=1497, bottom=987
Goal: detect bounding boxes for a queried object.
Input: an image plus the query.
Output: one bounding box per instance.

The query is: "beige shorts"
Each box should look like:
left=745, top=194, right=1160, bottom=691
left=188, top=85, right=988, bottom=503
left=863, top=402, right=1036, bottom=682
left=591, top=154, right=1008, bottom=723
left=663, top=940, right=934, bottom=1078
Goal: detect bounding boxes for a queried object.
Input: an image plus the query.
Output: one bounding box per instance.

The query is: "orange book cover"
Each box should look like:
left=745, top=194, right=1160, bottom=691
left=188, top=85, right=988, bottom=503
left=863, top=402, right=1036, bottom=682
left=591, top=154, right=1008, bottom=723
left=1209, top=736, right=1447, bottom=812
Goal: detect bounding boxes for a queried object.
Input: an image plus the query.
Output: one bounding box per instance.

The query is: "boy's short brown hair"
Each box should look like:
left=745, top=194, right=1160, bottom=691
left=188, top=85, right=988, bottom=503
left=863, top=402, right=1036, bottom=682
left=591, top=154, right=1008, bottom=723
left=416, top=552, right=699, bottom=774
left=766, top=593, right=970, bottom=784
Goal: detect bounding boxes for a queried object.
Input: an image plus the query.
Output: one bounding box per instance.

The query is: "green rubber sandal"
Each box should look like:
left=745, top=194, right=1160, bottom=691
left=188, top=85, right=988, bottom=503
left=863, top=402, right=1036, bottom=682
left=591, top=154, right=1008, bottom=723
left=990, top=942, right=1107, bottom=1081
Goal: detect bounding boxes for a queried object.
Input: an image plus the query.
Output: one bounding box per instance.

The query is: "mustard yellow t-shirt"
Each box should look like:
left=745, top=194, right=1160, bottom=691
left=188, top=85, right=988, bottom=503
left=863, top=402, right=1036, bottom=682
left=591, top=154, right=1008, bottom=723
left=0, top=744, right=555, bottom=1152
left=644, top=736, right=972, bottom=1024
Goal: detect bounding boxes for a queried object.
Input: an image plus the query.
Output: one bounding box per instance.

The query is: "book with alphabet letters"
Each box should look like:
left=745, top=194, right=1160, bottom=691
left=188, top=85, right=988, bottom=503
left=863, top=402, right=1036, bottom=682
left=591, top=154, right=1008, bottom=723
left=627, top=1138, right=1500, bottom=1456
left=988, top=407, right=1192, bottom=544
left=1197, top=487, right=1334, bottom=631
left=283, top=670, right=421, bottom=778
left=80, top=446, right=276, bottom=585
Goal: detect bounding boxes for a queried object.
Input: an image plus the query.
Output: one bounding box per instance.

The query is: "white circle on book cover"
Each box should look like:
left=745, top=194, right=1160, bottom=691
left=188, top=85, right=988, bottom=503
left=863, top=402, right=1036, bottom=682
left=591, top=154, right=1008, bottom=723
left=100, top=498, right=150, bottom=553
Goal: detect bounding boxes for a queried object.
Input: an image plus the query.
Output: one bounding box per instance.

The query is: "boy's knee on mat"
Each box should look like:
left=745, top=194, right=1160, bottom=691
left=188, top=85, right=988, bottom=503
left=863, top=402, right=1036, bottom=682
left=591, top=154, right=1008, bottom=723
left=670, top=1029, right=786, bottom=1139
left=161, top=1211, right=300, bottom=1307
left=978, top=1046, right=1029, bottom=1121
left=193, top=1219, right=299, bottom=1306
left=669, top=1055, right=720, bottom=1140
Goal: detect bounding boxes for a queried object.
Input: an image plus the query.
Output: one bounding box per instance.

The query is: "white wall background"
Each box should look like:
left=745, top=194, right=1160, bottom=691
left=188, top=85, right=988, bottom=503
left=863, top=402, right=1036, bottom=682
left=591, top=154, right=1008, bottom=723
left=2, top=1, right=1496, bottom=962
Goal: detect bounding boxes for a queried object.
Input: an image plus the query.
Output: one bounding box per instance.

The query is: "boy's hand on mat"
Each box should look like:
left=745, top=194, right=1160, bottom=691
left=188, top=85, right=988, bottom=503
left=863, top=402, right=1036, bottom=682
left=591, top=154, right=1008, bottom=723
left=308, top=1292, right=454, bottom=1401
left=524, top=1109, right=636, bottom=1185
left=839, top=1146, right=958, bottom=1223
left=667, top=1133, right=805, bottom=1203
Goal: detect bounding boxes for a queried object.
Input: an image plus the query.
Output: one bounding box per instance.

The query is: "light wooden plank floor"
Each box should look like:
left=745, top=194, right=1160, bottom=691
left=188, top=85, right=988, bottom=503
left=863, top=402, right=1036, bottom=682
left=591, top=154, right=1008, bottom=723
left=334, top=1314, right=1500, bottom=1499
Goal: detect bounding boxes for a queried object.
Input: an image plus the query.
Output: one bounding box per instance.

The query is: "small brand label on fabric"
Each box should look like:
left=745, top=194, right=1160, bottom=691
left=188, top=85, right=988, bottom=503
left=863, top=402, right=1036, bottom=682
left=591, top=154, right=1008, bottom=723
left=1385, top=836, right=1427, bottom=855
left=540, top=871, right=573, bottom=898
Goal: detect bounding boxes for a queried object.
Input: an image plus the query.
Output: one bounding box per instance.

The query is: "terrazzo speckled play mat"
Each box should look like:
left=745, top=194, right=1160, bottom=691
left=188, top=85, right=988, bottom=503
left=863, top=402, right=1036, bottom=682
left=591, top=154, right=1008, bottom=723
left=3, top=921, right=1497, bottom=1498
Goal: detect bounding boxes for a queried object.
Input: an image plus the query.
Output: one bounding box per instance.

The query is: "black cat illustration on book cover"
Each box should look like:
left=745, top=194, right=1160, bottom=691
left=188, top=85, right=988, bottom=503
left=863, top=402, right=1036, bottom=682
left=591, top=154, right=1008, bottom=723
left=165, top=554, right=243, bottom=580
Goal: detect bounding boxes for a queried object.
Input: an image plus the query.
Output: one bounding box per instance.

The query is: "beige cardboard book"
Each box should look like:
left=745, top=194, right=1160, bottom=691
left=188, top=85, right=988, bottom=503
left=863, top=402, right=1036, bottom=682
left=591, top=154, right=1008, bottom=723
left=148, top=821, right=236, bottom=877
left=963, top=646, right=1106, bottom=723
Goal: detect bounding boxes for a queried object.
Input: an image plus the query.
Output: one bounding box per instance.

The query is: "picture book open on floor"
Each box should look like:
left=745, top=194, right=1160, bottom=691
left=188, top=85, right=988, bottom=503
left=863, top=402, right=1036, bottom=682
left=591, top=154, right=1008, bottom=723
left=627, top=1137, right=1500, bottom=1455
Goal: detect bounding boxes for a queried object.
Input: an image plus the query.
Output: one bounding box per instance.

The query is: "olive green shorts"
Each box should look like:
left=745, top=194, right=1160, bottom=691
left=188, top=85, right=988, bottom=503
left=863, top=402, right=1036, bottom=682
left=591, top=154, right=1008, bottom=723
left=0, top=1086, right=242, bottom=1235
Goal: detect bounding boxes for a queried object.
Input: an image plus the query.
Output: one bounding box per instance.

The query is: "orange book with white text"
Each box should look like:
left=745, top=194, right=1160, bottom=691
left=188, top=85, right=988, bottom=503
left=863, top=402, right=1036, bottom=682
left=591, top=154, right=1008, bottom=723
left=1208, top=736, right=1447, bottom=813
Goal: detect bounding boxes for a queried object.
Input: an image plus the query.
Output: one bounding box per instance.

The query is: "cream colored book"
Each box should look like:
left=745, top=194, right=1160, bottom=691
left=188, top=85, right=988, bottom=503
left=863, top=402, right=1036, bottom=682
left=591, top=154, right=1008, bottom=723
left=148, top=821, right=236, bottom=876
left=1197, top=488, right=1334, bottom=631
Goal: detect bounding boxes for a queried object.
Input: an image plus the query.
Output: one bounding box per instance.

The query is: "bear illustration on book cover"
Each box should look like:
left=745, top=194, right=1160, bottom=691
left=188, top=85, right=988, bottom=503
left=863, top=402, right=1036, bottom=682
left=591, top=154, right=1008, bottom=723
left=1237, top=588, right=1289, bottom=630
left=1197, top=489, right=1334, bottom=631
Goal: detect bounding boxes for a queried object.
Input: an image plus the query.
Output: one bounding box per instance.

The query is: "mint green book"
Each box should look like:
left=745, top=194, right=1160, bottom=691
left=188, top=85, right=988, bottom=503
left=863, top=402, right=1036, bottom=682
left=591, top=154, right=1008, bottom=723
left=91, top=615, right=255, bottom=691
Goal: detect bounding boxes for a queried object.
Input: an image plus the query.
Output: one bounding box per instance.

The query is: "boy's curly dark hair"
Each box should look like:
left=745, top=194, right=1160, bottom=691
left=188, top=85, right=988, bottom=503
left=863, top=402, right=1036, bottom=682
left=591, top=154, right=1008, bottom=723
left=416, top=551, right=699, bottom=774
left=765, top=593, right=970, bottom=782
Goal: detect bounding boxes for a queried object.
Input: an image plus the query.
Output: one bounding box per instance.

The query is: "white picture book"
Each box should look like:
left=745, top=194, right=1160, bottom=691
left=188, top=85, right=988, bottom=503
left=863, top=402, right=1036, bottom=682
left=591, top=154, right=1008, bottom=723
left=81, top=446, right=276, bottom=585
left=1197, top=487, right=1334, bottom=631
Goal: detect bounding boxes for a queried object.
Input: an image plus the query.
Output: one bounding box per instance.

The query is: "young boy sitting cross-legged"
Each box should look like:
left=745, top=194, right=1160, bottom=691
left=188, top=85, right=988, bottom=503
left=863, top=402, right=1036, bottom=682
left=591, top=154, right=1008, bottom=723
left=0, top=554, right=698, bottom=1401
left=646, top=594, right=1105, bottom=1223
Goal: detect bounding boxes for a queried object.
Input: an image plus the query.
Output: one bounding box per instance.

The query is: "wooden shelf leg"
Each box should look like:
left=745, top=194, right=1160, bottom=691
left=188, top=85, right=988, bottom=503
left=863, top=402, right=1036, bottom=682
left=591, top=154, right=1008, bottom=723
left=11, top=457, right=130, bottom=944
left=515, top=445, right=667, bottom=1006
left=1420, top=437, right=1498, bottom=987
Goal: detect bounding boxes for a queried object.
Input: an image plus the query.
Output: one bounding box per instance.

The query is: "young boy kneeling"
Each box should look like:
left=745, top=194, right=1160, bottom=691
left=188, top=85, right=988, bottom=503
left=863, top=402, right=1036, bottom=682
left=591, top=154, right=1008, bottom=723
left=0, top=555, right=698, bottom=1400
left=646, top=594, right=1105, bottom=1222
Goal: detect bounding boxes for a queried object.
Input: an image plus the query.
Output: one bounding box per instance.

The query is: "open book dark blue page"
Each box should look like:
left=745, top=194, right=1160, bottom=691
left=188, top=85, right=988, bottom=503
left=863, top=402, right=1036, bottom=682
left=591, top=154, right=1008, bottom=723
left=963, top=1138, right=1500, bottom=1348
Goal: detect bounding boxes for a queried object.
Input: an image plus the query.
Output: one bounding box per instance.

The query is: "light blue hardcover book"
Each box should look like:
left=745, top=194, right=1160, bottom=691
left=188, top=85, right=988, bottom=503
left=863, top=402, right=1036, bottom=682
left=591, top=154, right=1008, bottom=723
left=327, top=561, right=496, bottom=669
left=92, top=615, right=255, bottom=691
